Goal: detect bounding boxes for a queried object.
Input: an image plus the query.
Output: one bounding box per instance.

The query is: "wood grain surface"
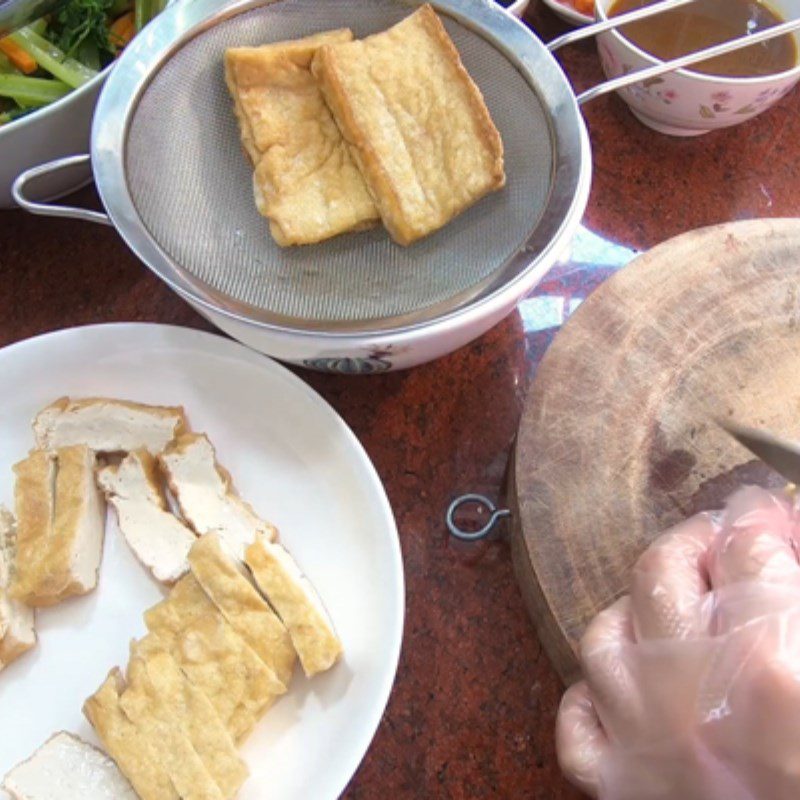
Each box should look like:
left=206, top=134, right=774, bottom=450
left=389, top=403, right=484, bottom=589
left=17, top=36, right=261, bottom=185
left=512, top=218, right=800, bottom=685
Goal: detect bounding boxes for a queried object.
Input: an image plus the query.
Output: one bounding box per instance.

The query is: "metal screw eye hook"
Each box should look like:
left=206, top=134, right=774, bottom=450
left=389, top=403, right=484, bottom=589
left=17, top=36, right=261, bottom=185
left=446, top=494, right=511, bottom=542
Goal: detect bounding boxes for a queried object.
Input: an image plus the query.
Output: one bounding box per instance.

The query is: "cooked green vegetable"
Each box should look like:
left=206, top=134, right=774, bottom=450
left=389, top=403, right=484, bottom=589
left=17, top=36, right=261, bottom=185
left=135, top=0, right=168, bottom=32
left=8, top=27, right=97, bottom=88
left=54, top=0, right=115, bottom=60
left=0, top=0, right=159, bottom=128
left=0, top=74, right=71, bottom=106
left=77, top=39, right=100, bottom=70
left=28, top=18, right=48, bottom=36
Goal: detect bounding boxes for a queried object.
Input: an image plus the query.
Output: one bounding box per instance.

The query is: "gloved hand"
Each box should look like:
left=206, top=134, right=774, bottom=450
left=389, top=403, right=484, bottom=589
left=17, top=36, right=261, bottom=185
left=556, top=486, right=800, bottom=800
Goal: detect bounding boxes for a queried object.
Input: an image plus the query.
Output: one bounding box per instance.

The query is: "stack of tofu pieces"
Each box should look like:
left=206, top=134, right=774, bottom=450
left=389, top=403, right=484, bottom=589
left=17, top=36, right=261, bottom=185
left=85, top=529, right=342, bottom=800
left=224, top=3, right=506, bottom=247
left=1, top=396, right=342, bottom=800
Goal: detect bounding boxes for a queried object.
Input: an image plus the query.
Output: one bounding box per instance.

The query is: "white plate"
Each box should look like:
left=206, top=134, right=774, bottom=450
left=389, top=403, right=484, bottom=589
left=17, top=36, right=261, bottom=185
left=541, top=0, right=594, bottom=25
left=0, top=323, right=404, bottom=800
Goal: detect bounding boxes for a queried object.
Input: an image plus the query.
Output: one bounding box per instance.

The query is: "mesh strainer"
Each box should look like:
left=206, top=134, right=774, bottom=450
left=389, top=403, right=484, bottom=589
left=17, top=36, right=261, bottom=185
left=13, top=0, right=591, bottom=372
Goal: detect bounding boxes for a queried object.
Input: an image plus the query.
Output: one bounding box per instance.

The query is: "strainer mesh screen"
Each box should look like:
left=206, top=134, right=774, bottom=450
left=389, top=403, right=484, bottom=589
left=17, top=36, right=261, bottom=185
left=125, top=0, right=553, bottom=325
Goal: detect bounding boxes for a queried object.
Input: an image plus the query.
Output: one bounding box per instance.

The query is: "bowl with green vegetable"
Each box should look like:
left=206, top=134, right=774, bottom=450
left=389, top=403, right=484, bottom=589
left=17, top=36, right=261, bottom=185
left=0, top=0, right=168, bottom=207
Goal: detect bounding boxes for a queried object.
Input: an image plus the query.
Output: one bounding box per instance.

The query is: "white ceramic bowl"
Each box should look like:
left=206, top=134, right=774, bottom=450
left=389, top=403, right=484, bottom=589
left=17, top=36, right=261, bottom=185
left=595, top=0, right=800, bottom=136
left=0, top=67, right=110, bottom=208
left=507, top=0, right=531, bottom=16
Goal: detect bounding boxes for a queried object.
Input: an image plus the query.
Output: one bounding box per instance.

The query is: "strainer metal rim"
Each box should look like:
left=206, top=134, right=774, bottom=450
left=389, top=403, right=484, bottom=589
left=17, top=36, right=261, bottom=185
left=92, top=0, right=591, bottom=340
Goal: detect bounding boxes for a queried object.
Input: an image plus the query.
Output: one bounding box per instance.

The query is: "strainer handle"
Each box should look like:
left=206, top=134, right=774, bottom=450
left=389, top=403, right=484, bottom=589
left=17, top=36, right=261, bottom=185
left=12, top=154, right=111, bottom=226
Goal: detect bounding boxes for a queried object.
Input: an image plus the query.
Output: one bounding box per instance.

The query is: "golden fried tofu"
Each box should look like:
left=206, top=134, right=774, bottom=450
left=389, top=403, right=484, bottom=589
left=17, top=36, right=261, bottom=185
left=246, top=534, right=342, bottom=678
left=121, top=658, right=224, bottom=800
left=11, top=446, right=105, bottom=607
left=127, top=643, right=248, bottom=799
left=143, top=572, right=211, bottom=637
left=176, top=613, right=286, bottom=741
left=188, top=533, right=296, bottom=686
left=144, top=575, right=286, bottom=741
left=83, top=669, right=178, bottom=800
left=225, top=30, right=380, bottom=246
left=312, top=4, right=505, bottom=245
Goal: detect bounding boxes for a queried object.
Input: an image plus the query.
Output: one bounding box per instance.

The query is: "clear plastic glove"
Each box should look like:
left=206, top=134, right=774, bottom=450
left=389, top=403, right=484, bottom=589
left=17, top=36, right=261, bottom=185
left=556, top=486, right=800, bottom=800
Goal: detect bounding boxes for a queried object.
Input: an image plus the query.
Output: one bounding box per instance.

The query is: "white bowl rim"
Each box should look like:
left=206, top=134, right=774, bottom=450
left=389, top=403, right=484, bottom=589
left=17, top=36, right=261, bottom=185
left=596, top=0, right=800, bottom=85
left=0, top=62, right=110, bottom=138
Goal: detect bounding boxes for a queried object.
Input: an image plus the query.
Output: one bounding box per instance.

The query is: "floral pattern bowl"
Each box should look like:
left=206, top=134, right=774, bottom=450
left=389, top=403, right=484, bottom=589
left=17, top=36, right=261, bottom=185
left=594, top=0, right=800, bottom=136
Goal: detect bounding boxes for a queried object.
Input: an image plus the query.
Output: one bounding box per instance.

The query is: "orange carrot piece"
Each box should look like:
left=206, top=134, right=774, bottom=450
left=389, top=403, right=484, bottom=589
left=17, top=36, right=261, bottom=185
left=0, top=38, right=36, bottom=74
left=110, top=12, right=136, bottom=48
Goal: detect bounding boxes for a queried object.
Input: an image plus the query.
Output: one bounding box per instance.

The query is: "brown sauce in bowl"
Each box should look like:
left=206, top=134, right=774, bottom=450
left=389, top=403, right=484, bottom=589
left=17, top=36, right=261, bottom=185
left=608, top=0, right=799, bottom=77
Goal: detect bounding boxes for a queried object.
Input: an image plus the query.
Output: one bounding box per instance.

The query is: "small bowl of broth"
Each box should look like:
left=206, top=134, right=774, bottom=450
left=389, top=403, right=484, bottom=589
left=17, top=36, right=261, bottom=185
left=594, top=0, right=800, bottom=135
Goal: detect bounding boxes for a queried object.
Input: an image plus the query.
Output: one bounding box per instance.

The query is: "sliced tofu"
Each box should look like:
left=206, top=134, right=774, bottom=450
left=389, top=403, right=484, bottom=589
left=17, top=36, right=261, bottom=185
left=159, top=433, right=276, bottom=560
left=175, top=613, right=286, bottom=742
left=10, top=450, right=55, bottom=605
left=0, top=506, right=35, bottom=669
left=34, top=397, right=187, bottom=455
left=11, top=446, right=105, bottom=607
left=144, top=575, right=286, bottom=741
left=121, top=657, right=224, bottom=800
left=189, top=533, right=296, bottom=686
left=98, top=450, right=197, bottom=584
left=2, top=731, right=137, bottom=800
left=246, top=533, right=342, bottom=677
left=143, top=573, right=212, bottom=637
left=83, top=669, right=178, bottom=800
left=128, top=640, right=248, bottom=798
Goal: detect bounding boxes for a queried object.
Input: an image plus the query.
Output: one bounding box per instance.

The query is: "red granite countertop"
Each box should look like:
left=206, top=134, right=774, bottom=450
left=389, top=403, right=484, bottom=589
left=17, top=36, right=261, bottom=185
left=2, top=2, right=800, bottom=796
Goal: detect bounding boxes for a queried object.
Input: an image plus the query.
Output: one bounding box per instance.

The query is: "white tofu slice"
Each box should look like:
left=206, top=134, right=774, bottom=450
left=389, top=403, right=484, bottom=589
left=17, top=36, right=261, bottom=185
left=34, top=397, right=188, bottom=455
left=0, top=506, right=35, bottom=668
left=97, top=450, right=197, bottom=584
left=245, top=533, right=342, bottom=677
left=159, top=434, right=276, bottom=560
left=2, top=731, right=137, bottom=800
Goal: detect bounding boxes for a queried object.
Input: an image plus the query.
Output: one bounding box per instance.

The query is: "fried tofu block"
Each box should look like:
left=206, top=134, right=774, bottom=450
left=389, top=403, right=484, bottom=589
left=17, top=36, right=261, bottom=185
left=83, top=669, right=178, bottom=800
left=177, top=614, right=286, bottom=741
left=246, top=533, right=342, bottom=677
left=143, top=573, right=212, bottom=636
left=312, top=4, right=505, bottom=245
left=144, top=576, right=285, bottom=741
left=121, top=658, right=224, bottom=800
left=34, top=397, right=188, bottom=455
left=0, top=507, right=36, bottom=669
left=128, top=641, right=248, bottom=799
left=189, top=533, right=296, bottom=686
left=224, top=30, right=380, bottom=246
left=2, top=731, right=137, bottom=800
left=159, top=434, right=276, bottom=560
left=98, top=450, right=197, bottom=584
left=11, top=446, right=105, bottom=607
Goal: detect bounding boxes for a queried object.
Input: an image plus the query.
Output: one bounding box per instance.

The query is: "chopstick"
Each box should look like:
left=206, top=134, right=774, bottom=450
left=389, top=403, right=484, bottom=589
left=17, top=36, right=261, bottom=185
left=577, top=16, right=800, bottom=105
left=548, top=0, right=699, bottom=52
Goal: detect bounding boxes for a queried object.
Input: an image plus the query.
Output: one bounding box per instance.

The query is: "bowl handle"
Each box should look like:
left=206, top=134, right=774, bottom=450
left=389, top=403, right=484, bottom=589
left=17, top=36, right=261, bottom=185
left=12, top=154, right=111, bottom=226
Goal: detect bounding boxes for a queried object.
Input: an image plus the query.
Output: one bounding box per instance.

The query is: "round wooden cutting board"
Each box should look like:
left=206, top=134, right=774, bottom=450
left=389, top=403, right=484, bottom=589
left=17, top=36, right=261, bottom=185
left=511, top=218, right=800, bottom=685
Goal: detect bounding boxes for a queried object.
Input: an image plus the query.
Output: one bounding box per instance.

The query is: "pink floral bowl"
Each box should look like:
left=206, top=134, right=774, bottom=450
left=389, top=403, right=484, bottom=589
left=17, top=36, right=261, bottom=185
left=594, top=0, right=800, bottom=136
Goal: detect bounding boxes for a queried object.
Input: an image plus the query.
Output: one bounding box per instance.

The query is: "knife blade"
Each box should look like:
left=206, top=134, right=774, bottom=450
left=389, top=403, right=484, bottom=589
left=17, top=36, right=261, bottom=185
left=718, top=419, right=800, bottom=486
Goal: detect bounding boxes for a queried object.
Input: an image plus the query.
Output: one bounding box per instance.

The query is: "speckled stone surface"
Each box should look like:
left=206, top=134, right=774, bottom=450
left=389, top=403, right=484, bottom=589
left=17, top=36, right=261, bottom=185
left=2, top=2, right=800, bottom=796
